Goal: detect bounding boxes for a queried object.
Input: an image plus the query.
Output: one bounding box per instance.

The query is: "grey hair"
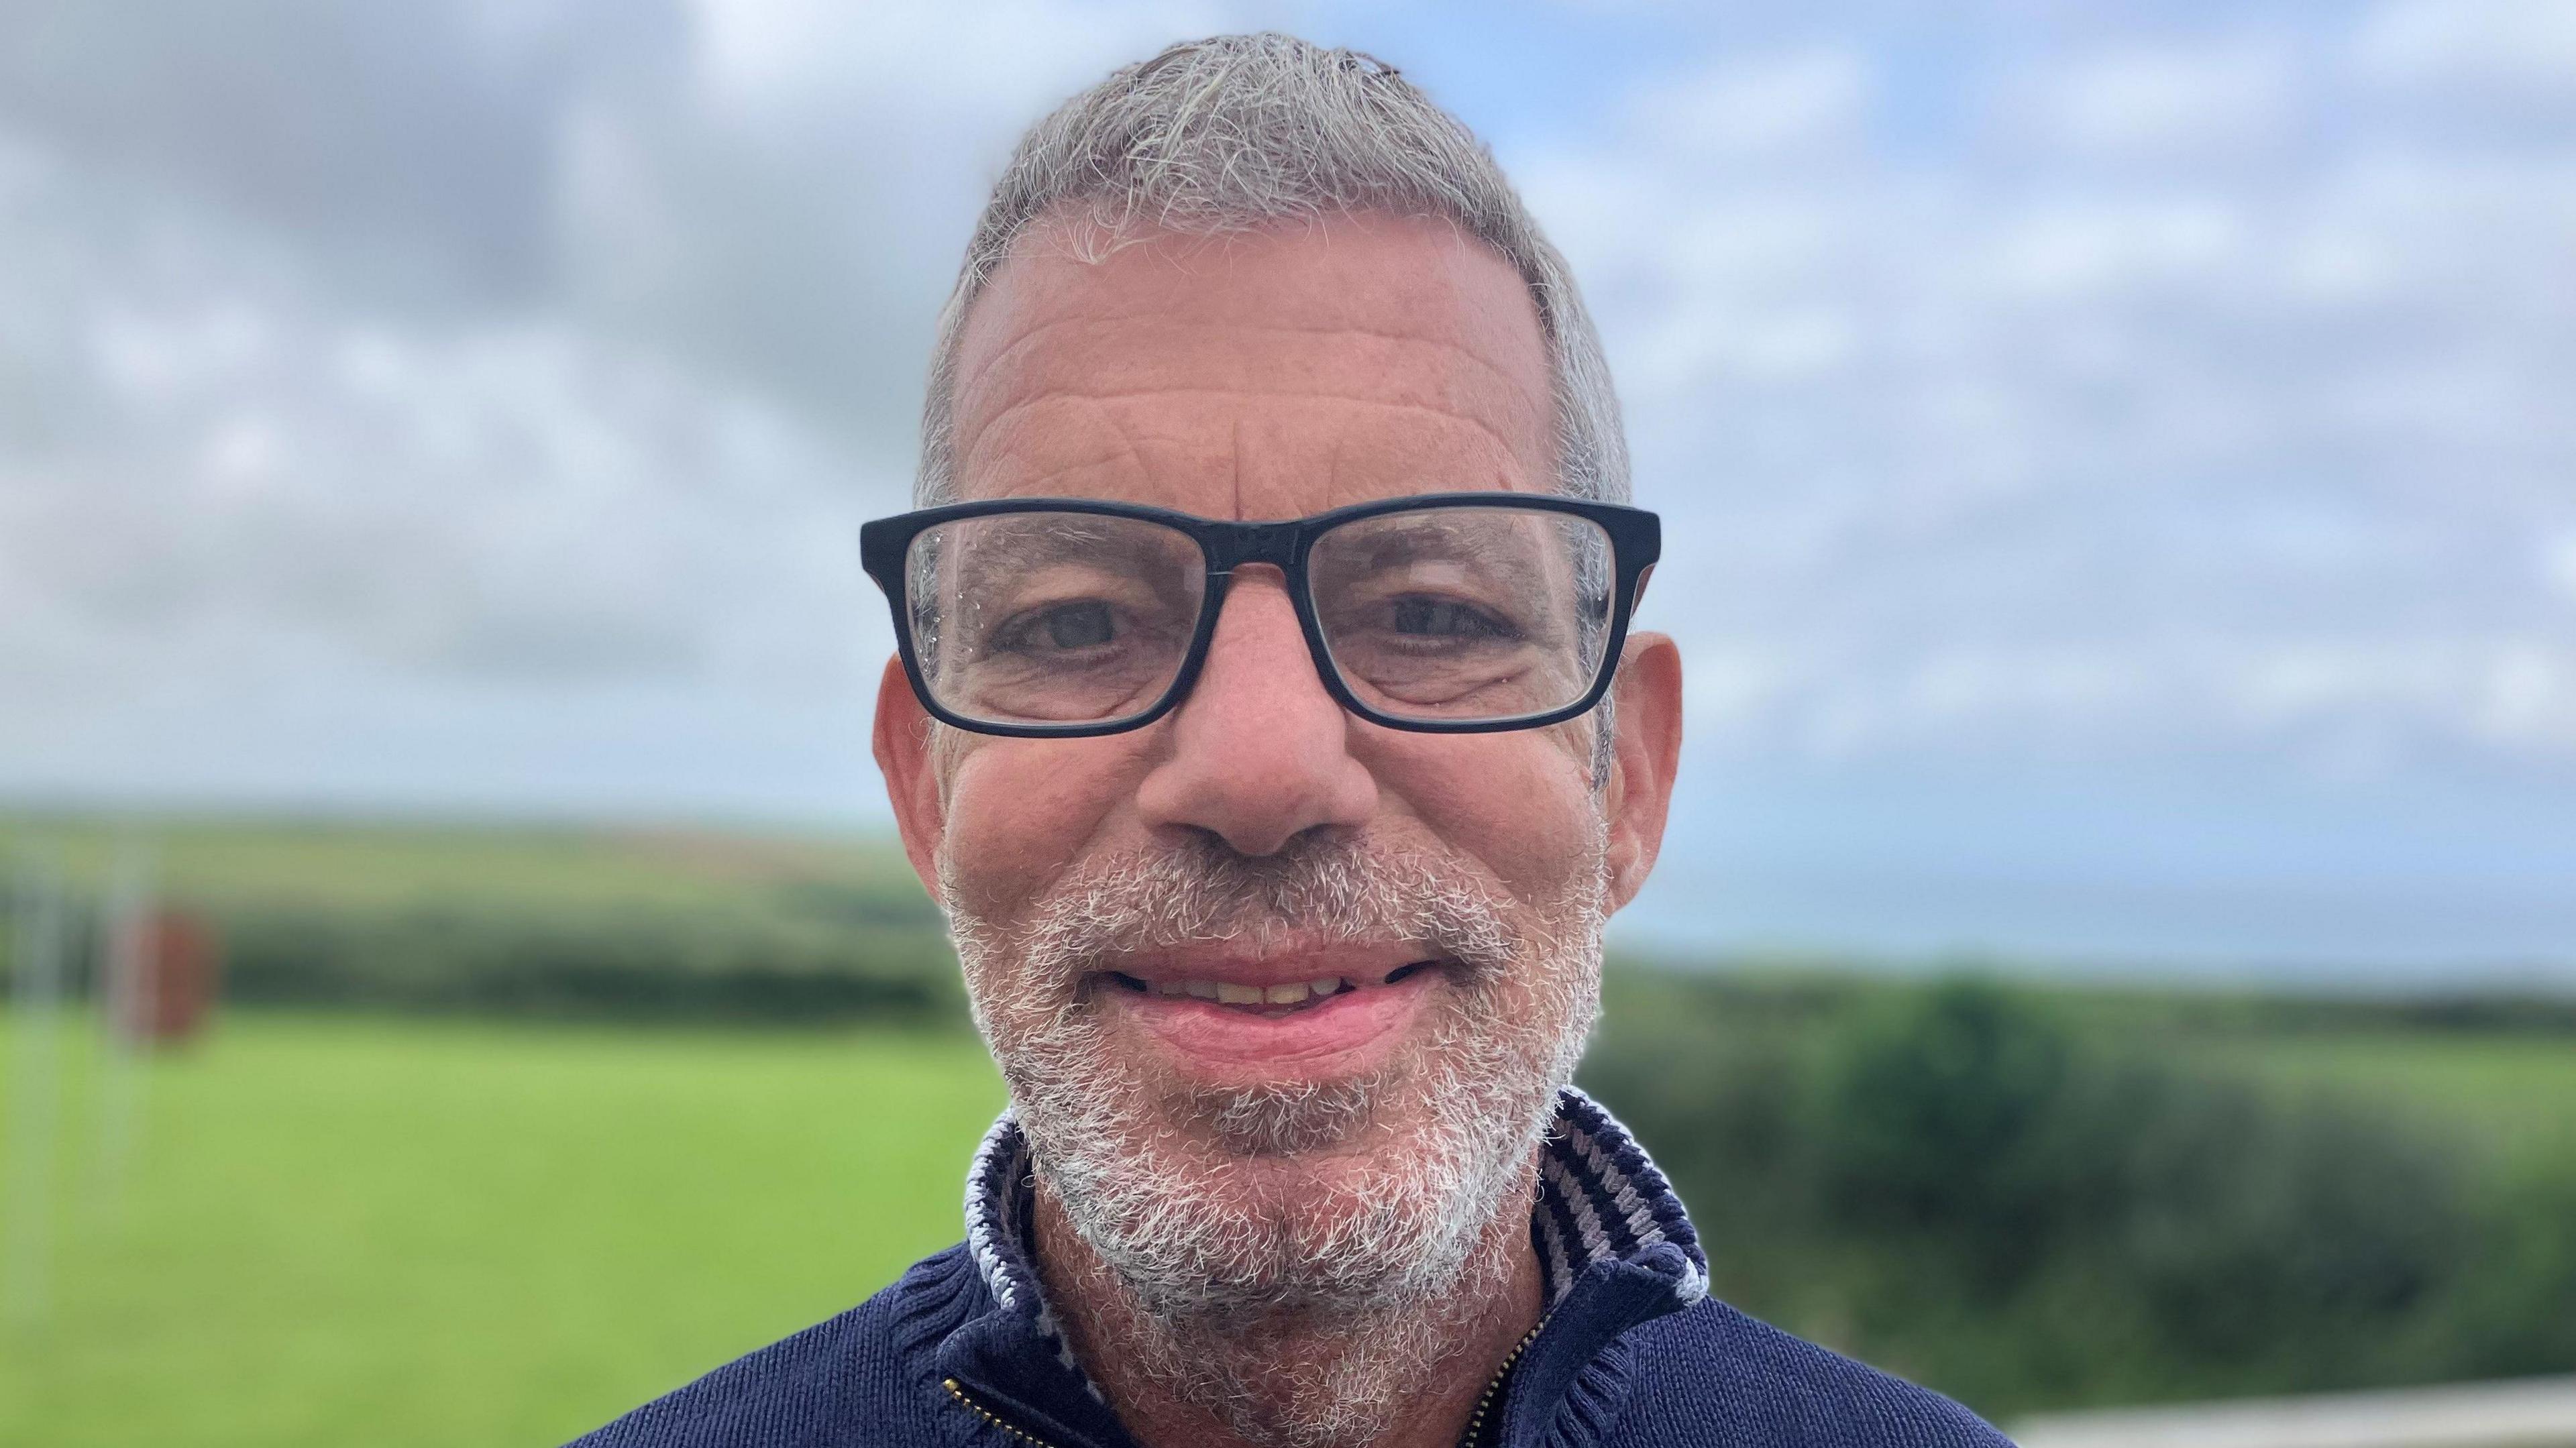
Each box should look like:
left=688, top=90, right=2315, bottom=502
left=915, top=31, right=1628, bottom=510
left=916, top=32, right=1629, bottom=784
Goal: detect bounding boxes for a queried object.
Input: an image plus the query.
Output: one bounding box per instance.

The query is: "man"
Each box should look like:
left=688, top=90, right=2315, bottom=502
left=578, top=33, right=2009, bottom=1448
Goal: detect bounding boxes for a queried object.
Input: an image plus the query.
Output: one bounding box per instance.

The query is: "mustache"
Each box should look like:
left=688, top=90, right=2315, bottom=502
left=951, top=831, right=1522, bottom=981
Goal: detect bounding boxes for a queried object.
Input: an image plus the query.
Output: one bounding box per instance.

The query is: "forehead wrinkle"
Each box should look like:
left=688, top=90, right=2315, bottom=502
left=961, top=314, right=1544, bottom=417
left=978, top=207, right=1534, bottom=335
left=958, top=392, right=1150, bottom=501
left=959, top=322, right=1542, bottom=431
left=1230, top=413, right=1245, bottom=518
left=964, top=388, right=1537, bottom=492
left=960, top=415, right=1141, bottom=492
left=951, top=217, right=1558, bottom=492
left=1119, top=404, right=1172, bottom=516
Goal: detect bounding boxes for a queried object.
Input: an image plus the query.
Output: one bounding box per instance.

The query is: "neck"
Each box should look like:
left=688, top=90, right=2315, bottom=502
left=1031, top=1158, right=1547, bottom=1448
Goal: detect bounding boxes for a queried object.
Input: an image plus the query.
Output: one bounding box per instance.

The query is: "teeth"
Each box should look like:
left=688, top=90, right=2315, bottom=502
left=1142, top=977, right=1354, bottom=1005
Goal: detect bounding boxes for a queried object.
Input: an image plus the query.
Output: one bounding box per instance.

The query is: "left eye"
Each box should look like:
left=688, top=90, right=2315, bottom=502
left=1036, top=602, right=1114, bottom=649
left=1390, top=597, right=1512, bottom=639
left=987, top=599, right=1122, bottom=657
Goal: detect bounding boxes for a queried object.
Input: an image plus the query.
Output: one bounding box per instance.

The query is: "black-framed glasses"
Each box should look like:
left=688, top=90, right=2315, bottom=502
left=860, top=492, right=1660, bottom=738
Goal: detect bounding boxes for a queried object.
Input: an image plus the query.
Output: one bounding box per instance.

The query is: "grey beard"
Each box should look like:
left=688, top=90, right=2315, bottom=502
left=1104, top=1241, right=1520, bottom=1448
left=947, top=830, right=1606, bottom=1448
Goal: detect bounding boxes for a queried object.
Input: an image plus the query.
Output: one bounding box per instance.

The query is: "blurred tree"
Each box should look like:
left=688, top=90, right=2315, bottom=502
left=1817, top=980, right=2075, bottom=1296
left=1580, top=972, right=2553, bottom=1416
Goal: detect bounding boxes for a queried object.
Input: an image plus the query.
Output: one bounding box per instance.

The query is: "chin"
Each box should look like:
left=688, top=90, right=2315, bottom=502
left=944, top=825, right=1609, bottom=1313
left=1014, top=1015, right=1562, bottom=1319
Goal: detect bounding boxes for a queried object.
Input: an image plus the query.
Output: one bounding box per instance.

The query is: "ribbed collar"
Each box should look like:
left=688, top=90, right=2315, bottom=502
left=947, top=1087, right=1709, bottom=1447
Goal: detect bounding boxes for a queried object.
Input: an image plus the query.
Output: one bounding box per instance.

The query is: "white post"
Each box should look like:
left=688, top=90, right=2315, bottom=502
left=4, top=846, right=67, bottom=1327
left=95, top=840, right=154, bottom=1203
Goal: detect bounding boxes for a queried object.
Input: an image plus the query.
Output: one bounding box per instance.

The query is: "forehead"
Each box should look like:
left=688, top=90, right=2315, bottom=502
left=947, top=211, right=1556, bottom=519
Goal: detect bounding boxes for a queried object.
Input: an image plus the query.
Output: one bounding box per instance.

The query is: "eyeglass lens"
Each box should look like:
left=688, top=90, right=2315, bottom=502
left=904, top=504, right=1615, bottom=730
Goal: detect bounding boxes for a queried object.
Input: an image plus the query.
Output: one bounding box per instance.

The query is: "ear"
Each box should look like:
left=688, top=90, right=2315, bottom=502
left=871, top=655, right=949, bottom=906
left=1599, top=631, right=1681, bottom=913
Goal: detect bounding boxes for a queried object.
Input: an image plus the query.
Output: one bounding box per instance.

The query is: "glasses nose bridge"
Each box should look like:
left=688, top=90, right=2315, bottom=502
left=1190, top=519, right=1329, bottom=714
left=1203, top=519, right=1306, bottom=575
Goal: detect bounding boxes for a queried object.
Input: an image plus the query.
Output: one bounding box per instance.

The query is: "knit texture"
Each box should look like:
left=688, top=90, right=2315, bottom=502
left=569, top=1089, right=2013, bottom=1447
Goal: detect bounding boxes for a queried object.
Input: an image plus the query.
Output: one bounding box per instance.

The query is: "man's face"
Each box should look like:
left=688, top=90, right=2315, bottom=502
left=875, top=211, right=1680, bottom=1313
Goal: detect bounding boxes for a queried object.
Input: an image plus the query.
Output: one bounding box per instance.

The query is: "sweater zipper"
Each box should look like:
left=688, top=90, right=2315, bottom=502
left=945, top=1376, right=1068, bottom=1448
left=943, top=1319, right=1544, bottom=1448
left=1455, top=1321, right=1545, bottom=1448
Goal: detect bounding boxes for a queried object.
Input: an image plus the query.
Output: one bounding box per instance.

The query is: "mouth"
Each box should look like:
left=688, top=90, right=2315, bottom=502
left=1082, top=954, right=1453, bottom=1078
left=1095, top=959, right=1442, bottom=1014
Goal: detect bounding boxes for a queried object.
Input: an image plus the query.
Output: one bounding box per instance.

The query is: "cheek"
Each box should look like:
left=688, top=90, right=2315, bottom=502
left=1373, top=732, right=1602, bottom=905
left=941, top=738, right=1145, bottom=920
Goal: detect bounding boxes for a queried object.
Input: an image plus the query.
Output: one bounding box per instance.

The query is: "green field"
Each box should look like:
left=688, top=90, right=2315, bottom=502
left=0, top=1013, right=1003, bottom=1448
left=5, top=814, right=2575, bottom=1435
left=2195, top=1029, right=2576, bottom=1174
left=5, top=1001, right=2574, bottom=1444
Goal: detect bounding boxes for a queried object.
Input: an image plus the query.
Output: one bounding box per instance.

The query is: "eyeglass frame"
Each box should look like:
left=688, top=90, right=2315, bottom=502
left=859, top=490, right=1662, bottom=739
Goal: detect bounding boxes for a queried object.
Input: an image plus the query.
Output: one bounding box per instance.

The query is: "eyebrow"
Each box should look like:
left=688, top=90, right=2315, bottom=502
left=1318, top=516, right=1555, bottom=576
left=937, top=517, right=1200, bottom=600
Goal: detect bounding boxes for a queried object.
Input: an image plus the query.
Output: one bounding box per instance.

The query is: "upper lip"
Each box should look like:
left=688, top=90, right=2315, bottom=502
left=1091, top=940, right=1449, bottom=990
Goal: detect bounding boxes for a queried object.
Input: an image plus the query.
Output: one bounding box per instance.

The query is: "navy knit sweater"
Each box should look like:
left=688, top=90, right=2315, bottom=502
left=571, top=1089, right=2012, bottom=1447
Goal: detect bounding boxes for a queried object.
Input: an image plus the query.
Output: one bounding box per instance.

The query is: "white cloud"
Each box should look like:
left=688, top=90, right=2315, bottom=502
left=688, top=0, right=1221, bottom=115
left=1985, top=195, right=2246, bottom=298
left=2351, top=0, right=2576, bottom=99
left=0, top=0, right=1255, bottom=817
left=0, top=128, right=892, bottom=812
left=3, top=0, right=2573, bottom=852
left=1622, top=48, right=1870, bottom=161
left=1518, top=5, right=2576, bottom=779
left=2017, top=40, right=2300, bottom=158
left=2544, top=534, right=2576, bottom=602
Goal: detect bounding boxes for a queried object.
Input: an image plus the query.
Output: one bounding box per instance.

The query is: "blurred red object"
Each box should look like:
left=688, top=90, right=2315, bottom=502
left=119, top=910, right=219, bottom=1045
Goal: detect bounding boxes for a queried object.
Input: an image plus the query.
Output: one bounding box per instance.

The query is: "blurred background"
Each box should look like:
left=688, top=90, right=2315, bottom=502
left=2, top=1, right=2572, bottom=1444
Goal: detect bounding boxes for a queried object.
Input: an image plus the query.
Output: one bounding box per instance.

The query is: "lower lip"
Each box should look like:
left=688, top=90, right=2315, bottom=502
left=1104, top=971, right=1441, bottom=1078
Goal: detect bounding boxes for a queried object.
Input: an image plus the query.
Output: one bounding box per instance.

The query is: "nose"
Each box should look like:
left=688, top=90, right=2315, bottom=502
left=1133, top=569, right=1378, bottom=856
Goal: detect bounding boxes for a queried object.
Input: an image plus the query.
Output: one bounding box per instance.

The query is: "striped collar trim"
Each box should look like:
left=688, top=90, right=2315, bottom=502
left=961, top=1107, right=1091, bottom=1386
left=1532, top=1087, right=1709, bottom=1307
left=963, top=1086, right=1708, bottom=1335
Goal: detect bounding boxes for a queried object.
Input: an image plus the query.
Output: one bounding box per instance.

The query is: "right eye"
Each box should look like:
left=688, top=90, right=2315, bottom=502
left=992, top=600, right=1117, bottom=655
left=1387, top=595, right=1516, bottom=643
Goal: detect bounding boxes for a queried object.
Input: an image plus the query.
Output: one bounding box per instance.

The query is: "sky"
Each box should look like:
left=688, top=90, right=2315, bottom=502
left=2, top=0, right=2572, bottom=981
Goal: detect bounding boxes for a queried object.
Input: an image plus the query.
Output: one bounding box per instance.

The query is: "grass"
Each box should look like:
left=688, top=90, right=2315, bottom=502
left=3, top=810, right=2571, bottom=1436
left=2192, top=1029, right=2576, bottom=1174
left=0, top=1011, right=1004, bottom=1448
left=5, top=1001, right=2573, bottom=1446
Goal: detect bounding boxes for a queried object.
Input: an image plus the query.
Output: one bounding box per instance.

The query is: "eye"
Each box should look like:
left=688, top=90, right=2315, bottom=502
left=1040, top=602, right=1114, bottom=649
left=1391, top=596, right=1513, bottom=641
left=998, top=600, right=1117, bottom=653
